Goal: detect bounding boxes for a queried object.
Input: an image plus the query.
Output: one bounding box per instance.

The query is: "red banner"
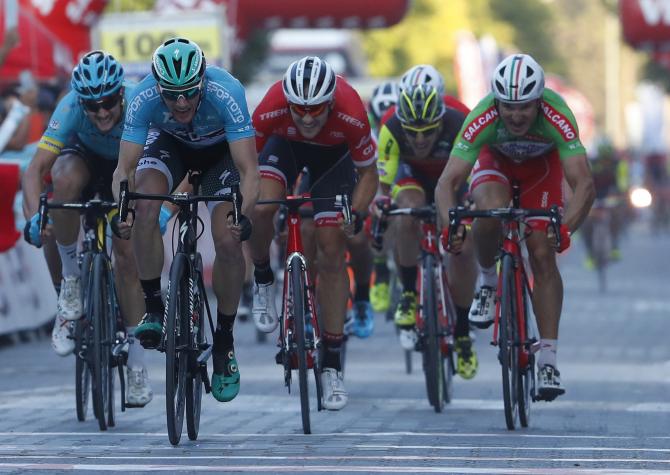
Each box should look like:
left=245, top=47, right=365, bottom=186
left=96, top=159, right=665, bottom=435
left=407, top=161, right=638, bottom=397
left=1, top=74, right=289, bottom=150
left=620, top=0, right=670, bottom=48
left=0, top=0, right=108, bottom=81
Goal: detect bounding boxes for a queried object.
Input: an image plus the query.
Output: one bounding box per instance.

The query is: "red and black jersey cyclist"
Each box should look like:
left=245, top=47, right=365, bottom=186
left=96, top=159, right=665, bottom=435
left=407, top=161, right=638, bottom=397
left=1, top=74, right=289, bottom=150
left=375, top=84, right=479, bottom=380
left=436, top=54, right=595, bottom=400
left=249, top=56, right=378, bottom=411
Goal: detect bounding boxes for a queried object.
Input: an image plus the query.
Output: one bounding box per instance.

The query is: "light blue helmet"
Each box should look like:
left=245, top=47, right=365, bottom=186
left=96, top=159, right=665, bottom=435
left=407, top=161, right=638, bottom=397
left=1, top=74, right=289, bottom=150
left=71, top=51, right=124, bottom=100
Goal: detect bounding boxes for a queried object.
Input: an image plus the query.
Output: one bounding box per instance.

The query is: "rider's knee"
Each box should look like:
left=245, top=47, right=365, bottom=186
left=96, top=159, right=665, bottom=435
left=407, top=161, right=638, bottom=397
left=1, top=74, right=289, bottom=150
left=213, top=232, right=242, bottom=263
left=51, top=156, right=87, bottom=197
left=133, top=199, right=161, bottom=230
left=317, top=235, right=346, bottom=274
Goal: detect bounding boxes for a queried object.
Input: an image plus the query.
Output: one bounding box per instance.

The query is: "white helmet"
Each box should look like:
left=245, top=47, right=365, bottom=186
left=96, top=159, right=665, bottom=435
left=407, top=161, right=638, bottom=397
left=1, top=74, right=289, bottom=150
left=282, top=56, right=337, bottom=106
left=399, top=64, right=445, bottom=95
left=369, top=80, right=399, bottom=123
left=491, top=54, right=545, bottom=103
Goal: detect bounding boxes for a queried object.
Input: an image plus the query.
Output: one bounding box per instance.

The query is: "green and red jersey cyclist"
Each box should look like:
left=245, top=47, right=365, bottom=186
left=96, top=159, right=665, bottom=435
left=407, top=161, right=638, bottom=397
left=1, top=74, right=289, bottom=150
left=436, top=53, right=595, bottom=401
left=21, top=51, right=154, bottom=407
left=111, top=38, right=260, bottom=404
left=375, top=83, right=479, bottom=380
left=249, top=56, right=378, bottom=411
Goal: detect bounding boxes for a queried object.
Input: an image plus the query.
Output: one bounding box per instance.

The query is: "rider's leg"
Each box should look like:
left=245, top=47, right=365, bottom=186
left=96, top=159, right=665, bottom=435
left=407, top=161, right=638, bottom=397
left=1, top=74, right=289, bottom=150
left=346, top=231, right=375, bottom=338
left=51, top=154, right=90, bottom=321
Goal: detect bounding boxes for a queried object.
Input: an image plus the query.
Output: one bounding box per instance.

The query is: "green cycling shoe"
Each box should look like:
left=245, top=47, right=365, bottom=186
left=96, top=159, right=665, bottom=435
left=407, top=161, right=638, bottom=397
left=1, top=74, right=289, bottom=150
left=211, top=348, right=240, bottom=402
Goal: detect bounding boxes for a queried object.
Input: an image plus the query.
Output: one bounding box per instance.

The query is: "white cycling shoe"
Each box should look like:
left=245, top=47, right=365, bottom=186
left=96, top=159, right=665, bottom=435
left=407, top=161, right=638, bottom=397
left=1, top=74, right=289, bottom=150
left=321, top=367, right=348, bottom=411
left=57, top=276, right=83, bottom=321
left=469, top=285, right=496, bottom=328
left=252, top=282, right=279, bottom=333
left=126, top=366, right=153, bottom=408
left=51, top=314, right=74, bottom=356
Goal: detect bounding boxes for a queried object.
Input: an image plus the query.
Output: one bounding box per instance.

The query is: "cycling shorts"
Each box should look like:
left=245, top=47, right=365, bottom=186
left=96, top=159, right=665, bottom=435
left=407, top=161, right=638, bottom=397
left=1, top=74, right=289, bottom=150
left=392, top=162, right=468, bottom=204
left=59, top=137, right=117, bottom=201
left=469, top=145, right=564, bottom=231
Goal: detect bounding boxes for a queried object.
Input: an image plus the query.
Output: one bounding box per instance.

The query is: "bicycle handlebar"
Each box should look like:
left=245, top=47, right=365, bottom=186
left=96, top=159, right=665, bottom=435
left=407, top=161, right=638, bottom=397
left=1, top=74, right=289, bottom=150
left=371, top=204, right=437, bottom=249
left=447, top=204, right=562, bottom=249
left=38, top=193, right=117, bottom=232
left=118, top=180, right=242, bottom=226
left=257, top=193, right=353, bottom=224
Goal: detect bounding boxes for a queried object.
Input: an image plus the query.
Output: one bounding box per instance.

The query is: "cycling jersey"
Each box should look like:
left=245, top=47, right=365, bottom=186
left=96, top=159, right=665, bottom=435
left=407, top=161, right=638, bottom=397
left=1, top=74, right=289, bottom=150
left=122, top=67, right=255, bottom=148
left=38, top=82, right=135, bottom=161
left=253, top=77, right=376, bottom=168
left=377, top=107, right=467, bottom=187
left=379, top=95, right=470, bottom=127
left=451, top=88, right=586, bottom=165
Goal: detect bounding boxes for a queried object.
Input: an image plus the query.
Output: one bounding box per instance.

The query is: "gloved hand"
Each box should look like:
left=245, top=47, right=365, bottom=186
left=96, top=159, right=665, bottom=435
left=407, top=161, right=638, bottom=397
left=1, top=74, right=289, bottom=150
left=159, top=205, right=173, bottom=236
left=440, top=225, right=467, bottom=254
left=557, top=224, right=571, bottom=253
left=23, top=213, right=45, bottom=248
left=227, top=211, right=252, bottom=242
left=370, top=195, right=392, bottom=217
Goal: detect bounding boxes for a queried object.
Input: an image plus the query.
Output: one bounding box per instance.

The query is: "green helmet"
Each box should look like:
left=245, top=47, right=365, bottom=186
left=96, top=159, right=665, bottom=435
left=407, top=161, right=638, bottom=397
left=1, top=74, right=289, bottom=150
left=151, top=37, right=206, bottom=89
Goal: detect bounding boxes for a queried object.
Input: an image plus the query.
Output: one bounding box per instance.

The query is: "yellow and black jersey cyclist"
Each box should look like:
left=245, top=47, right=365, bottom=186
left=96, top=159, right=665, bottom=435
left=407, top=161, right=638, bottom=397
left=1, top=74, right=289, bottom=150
left=375, top=84, right=479, bottom=380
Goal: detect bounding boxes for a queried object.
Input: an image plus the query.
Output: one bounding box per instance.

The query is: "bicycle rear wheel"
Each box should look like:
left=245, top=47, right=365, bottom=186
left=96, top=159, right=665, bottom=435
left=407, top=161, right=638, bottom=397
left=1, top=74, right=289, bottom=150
left=421, top=254, right=445, bottom=413
left=186, top=257, right=205, bottom=441
left=91, top=254, right=113, bottom=431
left=75, top=253, right=93, bottom=422
left=289, top=255, right=311, bottom=434
left=165, top=253, right=189, bottom=446
left=500, top=254, right=519, bottom=430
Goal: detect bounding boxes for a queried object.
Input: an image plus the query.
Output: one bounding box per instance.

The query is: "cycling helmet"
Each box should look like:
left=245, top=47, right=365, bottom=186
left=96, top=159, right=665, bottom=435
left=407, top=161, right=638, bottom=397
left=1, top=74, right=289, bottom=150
left=491, top=53, right=545, bottom=103
left=396, top=84, right=445, bottom=126
left=71, top=51, right=124, bottom=100
left=399, top=64, right=445, bottom=95
left=152, top=38, right=206, bottom=89
left=282, top=56, right=336, bottom=106
left=369, top=80, right=399, bottom=123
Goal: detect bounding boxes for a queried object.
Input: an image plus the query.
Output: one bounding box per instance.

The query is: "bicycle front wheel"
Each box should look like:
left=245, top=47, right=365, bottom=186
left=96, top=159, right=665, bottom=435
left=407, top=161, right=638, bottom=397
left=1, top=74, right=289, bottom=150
left=500, top=254, right=519, bottom=430
left=289, top=255, right=311, bottom=434
left=75, top=252, right=93, bottom=422
left=421, top=254, right=445, bottom=413
left=186, top=255, right=205, bottom=441
left=518, top=276, right=534, bottom=428
left=165, top=253, right=189, bottom=446
left=91, top=254, right=113, bottom=431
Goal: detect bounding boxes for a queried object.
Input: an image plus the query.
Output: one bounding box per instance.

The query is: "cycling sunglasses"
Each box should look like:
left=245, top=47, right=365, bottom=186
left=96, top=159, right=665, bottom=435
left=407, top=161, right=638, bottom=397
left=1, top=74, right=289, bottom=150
left=82, top=94, right=122, bottom=113
left=289, top=102, right=330, bottom=118
left=401, top=121, right=441, bottom=138
left=159, top=83, right=202, bottom=102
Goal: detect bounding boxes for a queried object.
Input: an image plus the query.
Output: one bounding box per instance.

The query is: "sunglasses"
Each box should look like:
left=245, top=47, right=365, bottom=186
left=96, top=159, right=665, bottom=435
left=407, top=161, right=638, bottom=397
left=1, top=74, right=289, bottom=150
left=159, top=84, right=202, bottom=102
left=289, top=102, right=329, bottom=118
left=401, top=121, right=441, bottom=138
left=82, top=94, right=121, bottom=113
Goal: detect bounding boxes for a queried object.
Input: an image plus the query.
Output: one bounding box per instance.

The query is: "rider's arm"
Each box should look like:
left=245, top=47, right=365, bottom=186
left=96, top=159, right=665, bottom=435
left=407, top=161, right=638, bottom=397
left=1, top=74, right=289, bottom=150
left=21, top=147, right=58, bottom=218
left=436, top=156, right=473, bottom=227
left=353, top=162, right=379, bottom=213
left=229, top=136, right=259, bottom=217
left=376, top=124, right=400, bottom=196
left=561, top=154, right=595, bottom=232
left=112, top=140, right=144, bottom=202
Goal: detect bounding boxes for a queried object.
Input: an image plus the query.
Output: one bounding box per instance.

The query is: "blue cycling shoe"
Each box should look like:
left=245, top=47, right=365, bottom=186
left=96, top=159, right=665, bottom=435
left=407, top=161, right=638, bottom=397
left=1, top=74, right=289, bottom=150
left=351, top=301, right=374, bottom=339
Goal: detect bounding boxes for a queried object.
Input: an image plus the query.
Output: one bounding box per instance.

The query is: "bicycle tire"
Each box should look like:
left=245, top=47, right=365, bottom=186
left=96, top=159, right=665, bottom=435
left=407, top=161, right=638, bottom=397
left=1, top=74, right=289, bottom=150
left=165, top=253, right=189, bottom=446
left=441, top=267, right=457, bottom=405
left=104, top=264, right=117, bottom=429
left=421, top=254, right=444, bottom=413
left=186, top=256, right=205, bottom=441
left=75, top=252, right=93, bottom=422
left=91, top=254, right=112, bottom=431
left=289, top=255, right=311, bottom=434
left=500, top=253, right=519, bottom=430
left=518, top=276, right=533, bottom=428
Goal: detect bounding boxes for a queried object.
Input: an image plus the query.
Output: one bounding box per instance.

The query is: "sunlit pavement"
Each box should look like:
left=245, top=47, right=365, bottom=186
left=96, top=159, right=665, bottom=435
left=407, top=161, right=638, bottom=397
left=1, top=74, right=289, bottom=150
left=0, top=218, right=669, bottom=473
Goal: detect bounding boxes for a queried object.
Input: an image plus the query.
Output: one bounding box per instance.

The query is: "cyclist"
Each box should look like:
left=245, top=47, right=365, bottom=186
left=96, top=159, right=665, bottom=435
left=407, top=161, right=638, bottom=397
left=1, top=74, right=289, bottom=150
left=436, top=53, right=595, bottom=400
left=21, top=51, right=153, bottom=407
left=367, top=80, right=398, bottom=314
left=111, top=38, right=259, bottom=404
left=582, top=135, right=625, bottom=268
left=376, top=84, right=479, bottom=379
left=250, top=56, right=378, bottom=410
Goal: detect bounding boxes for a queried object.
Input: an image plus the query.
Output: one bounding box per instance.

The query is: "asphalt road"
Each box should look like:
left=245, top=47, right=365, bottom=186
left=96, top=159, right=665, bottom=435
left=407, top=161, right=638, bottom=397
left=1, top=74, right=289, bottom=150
left=0, top=217, right=668, bottom=474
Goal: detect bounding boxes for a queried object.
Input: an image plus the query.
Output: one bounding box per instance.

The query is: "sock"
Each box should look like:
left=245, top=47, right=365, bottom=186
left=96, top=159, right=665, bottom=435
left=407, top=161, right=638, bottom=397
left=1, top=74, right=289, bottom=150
left=454, top=306, right=471, bottom=338
left=140, top=278, right=163, bottom=315
left=322, top=331, right=343, bottom=371
left=57, top=242, right=80, bottom=278
left=537, top=339, right=558, bottom=369
left=214, top=311, right=236, bottom=348
left=125, top=326, right=145, bottom=369
left=254, top=260, right=274, bottom=285
left=354, top=282, right=369, bottom=302
left=373, top=256, right=390, bottom=283
left=478, top=263, right=497, bottom=288
left=399, top=265, right=417, bottom=294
